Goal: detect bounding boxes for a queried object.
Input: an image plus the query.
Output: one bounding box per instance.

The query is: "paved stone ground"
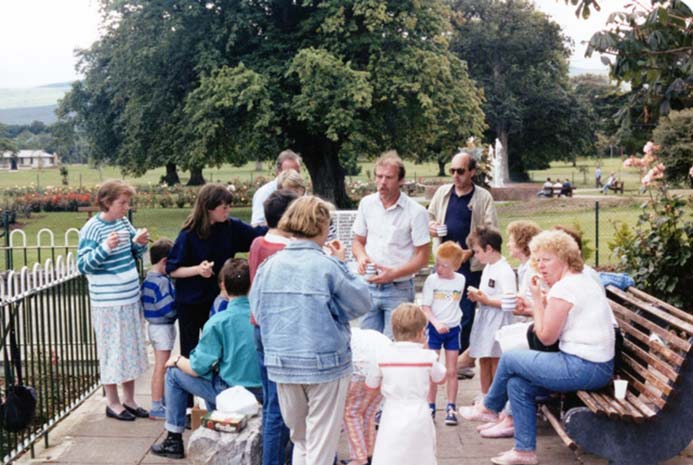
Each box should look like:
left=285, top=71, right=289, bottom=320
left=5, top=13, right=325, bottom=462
left=16, top=353, right=692, bottom=465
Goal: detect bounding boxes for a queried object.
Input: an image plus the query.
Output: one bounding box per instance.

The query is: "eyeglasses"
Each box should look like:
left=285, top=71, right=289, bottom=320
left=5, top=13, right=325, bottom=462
left=449, top=168, right=467, bottom=176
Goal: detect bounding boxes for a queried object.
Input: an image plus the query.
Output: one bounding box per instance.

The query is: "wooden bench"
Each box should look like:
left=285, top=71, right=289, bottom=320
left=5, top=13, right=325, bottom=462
left=541, top=285, right=693, bottom=465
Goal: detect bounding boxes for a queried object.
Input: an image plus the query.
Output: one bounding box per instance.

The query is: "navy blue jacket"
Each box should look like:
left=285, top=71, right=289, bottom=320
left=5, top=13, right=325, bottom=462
left=166, top=218, right=266, bottom=306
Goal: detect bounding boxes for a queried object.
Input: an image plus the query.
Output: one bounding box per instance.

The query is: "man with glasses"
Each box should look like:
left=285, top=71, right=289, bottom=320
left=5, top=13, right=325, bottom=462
left=428, top=151, right=498, bottom=378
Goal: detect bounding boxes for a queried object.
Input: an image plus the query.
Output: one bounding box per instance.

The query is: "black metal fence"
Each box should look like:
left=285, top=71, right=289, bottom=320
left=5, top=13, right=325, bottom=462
left=0, top=255, right=99, bottom=463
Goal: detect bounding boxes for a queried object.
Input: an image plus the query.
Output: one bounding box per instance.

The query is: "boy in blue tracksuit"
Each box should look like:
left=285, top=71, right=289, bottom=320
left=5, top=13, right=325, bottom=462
left=141, top=238, right=177, bottom=419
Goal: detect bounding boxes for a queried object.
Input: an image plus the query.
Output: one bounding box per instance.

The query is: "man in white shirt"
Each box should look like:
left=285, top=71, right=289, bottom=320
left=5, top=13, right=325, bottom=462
left=250, top=150, right=302, bottom=226
left=351, top=151, right=431, bottom=338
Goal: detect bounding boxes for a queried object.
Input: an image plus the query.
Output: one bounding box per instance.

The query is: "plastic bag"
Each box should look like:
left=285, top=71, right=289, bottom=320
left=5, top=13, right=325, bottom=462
left=215, top=386, right=259, bottom=416
left=495, top=322, right=531, bottom=353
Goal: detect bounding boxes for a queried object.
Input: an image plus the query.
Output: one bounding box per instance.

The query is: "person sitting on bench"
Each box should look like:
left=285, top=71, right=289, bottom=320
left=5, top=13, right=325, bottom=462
left=602, top=173, right=616, bottom=194
left=560, top=179, right=572, bottom=197
left=537, top=178, right=553, bottom=197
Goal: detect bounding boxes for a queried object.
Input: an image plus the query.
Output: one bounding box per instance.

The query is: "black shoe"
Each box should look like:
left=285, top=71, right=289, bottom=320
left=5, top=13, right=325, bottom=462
left=106, top=406, right=136, bottom=421
left=123, top=404, right=149, bottom=418
left=151, top=433, right=185, bottom=459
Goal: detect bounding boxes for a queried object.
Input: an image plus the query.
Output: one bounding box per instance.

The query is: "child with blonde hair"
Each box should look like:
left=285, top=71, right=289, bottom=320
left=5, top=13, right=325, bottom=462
left=421, top=241, right=466, bottom=425
left=367, top=304, right=446, bottom=465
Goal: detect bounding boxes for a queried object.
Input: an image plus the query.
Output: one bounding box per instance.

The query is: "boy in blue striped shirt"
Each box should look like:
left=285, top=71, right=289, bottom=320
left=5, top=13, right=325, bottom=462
left=141, top=238, right=177, bottom=420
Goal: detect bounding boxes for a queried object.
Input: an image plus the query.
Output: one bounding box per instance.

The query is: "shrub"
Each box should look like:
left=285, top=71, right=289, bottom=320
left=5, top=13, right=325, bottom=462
left=652, top=108, right=693, bottom=185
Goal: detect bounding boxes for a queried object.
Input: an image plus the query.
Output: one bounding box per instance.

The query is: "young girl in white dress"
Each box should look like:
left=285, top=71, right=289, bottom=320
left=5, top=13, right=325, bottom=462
left=366, top=303, right=446, bottom=465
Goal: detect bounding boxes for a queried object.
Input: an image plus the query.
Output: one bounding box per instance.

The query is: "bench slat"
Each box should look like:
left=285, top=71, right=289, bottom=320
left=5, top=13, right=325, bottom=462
left=612, top=302, right=691, bottom=357
left=577, top=391, right=605, bottom=416
left=539, top=405, right=577, bottom=450
left=614, top=395, right=646, bottom=422
left=625, top=390, right=657, bottom=418
left=619, top=328, right=682, bottom=382
left=608, top=287, right=693, bottom=336
left=621, top=351, right=674, bottom=396
left=621, top=368, right=666, bottom=411
left=594, top=392, right=630, bottom=419
left=626, top=287, right=693, bottom=327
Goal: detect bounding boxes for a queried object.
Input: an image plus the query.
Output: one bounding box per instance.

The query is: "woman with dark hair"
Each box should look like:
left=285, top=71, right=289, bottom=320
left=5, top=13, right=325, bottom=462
left=166, top=183, right=266, bottom=358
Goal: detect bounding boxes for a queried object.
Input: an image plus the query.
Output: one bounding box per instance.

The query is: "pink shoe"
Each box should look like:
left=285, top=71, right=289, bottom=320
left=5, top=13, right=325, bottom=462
left=458, top=405, right=498, bottom=423
left=477, top=421, right=498, bottom=432
left=480, top=422, right=514, bottom=438
left=490, top=449, right=538, bottom=465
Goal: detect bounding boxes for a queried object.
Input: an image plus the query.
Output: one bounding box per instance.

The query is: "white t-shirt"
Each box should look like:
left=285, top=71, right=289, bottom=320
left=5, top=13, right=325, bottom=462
left=251, top=179, right=278, bottom=226
left=421, top=272, right=465, bottom=327
left=548, top=273, right=615, bottom=363
left=351, top=328, right=392, bottom=377
left=478, top=257, right=517, bottom=311
left=352, top=192, right=430, bottom=280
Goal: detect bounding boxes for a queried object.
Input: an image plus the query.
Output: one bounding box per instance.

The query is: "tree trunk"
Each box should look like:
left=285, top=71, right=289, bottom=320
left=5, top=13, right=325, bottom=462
left=163, top=162, right=180, bottom=186
left=255, top=159, right=264, bottom=171
left=298, top=141, right=353, bottom=209
left=187, top=165, right=206, bottom=186
left=437, top=157, right=446, bottom=177
left=497, top=125, right=510, bottom=184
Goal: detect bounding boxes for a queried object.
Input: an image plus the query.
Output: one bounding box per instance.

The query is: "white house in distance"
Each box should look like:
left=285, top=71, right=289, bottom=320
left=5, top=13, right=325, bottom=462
left=1, top=150, right=59, bottom=170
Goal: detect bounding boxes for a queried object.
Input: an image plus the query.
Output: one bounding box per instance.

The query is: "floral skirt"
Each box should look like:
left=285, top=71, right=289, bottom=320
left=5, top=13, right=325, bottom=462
left=91, top=302, right=149, bottom=385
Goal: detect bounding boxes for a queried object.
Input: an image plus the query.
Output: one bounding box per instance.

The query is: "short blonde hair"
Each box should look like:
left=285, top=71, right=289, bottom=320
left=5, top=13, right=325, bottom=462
left=276, top=169, right=307, bottom=195
left=436, top=241, right=464, bottom=270
left=507, top=221, right=542, bottom=257
left=96, top=180, right=135, bottom=212
left=391, top=303, right=427, bottom=342
left=529, top=230, right=584, bottom=273
left=278, top=195, right=332, bottom=239
left=374, top=150, right=405, bottom=180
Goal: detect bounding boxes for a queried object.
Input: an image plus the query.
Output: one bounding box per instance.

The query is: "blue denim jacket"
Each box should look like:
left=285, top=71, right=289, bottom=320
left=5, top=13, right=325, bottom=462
left=249, top=239, right=372, bottom=384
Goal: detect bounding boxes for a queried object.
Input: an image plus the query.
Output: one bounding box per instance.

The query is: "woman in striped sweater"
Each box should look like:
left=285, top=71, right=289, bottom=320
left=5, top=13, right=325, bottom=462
left=78, top=180, right=150, bottom=421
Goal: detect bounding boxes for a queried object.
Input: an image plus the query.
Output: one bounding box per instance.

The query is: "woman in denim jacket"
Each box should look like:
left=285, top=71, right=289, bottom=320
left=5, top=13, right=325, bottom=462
left=250, top=196, right=372, bottom=465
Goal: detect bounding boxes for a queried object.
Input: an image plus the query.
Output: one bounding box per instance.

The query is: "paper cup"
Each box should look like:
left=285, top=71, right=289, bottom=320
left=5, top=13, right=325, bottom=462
left=501, top=293, right=518, bottom=312
left=365, top=264, right=377, bottom=276
left=466, top=285, right=478, bottom=295
left=116, top=230, right=130, bottom=243
left=436, top=225, right=448, bottom=237
left=614, top=379, right=628, bottom=400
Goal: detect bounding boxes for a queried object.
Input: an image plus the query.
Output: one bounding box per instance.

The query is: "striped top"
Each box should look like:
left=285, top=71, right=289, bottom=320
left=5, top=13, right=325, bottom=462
left=141, top=271, right=176, bottom=324
left=77, top=215, right=146, bottom=307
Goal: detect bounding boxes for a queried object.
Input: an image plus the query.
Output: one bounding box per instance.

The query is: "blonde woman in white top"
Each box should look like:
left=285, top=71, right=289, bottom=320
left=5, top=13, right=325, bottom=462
left=459, top=230, right=615, bottom=465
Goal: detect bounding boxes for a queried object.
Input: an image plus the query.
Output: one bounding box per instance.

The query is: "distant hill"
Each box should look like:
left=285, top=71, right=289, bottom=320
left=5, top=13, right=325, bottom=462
left=0, top=82, right=71, bottom=109
left=0, top=105, right=58, bottom=125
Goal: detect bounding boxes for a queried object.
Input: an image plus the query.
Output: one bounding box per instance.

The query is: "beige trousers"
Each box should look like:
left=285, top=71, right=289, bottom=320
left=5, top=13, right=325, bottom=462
left=277, top=376, right=350, bottom=465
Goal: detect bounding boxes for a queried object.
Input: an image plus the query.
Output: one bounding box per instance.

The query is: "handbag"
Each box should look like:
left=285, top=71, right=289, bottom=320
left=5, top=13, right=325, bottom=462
left=526, top=323, right=560, bottom=352
left=0, top=309, right=37, bottom=433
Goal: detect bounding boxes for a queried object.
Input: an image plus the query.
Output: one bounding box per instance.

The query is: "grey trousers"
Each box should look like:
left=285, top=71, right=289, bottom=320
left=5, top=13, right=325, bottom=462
left=277, top=376, right=350, bottom=465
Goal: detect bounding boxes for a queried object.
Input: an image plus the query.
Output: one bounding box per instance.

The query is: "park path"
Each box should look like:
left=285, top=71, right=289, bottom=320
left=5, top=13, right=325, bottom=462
left=15, top=343, right=693, bottom=465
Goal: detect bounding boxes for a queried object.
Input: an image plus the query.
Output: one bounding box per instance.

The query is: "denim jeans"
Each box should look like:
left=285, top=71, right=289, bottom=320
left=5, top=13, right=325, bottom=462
left=164, top=367, right=262, bottom=434
left=255, top=326, right=291, bottom=465
left=483, top=350, right=614, bottom=451
left=360, top=279, right=414, bottom=339
left=458, top=267, right=481, bottom=353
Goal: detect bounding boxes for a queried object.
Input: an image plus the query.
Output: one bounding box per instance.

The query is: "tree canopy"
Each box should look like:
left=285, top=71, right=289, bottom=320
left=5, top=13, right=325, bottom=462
left=449, top=0, right=593, bottom=180
left=60, top=0, right=486, bottom=205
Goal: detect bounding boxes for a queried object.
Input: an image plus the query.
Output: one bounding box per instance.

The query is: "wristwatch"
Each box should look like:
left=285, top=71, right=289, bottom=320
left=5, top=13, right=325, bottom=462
left=174, top=355, right=182, bottom=367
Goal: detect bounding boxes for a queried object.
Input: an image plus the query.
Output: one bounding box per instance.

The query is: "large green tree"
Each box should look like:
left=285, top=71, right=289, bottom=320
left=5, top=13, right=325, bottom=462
left=449, top=0, right=592, bottom=180
left=60, top=0, right=486, bottom=205
left=583, top=0, right=692, bottom=122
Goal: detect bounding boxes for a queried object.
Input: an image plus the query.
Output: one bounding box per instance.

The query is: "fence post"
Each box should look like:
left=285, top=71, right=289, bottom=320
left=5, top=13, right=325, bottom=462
left=595, top=201, right=600, bottom=268
left=4, top=210, right=11, bottom=270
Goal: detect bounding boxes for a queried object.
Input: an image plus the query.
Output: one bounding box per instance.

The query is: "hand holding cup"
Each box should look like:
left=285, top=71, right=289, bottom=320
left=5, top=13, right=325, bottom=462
left=133, top=228, right=149, bottom=246
left=199, top=260, right=215, bottom=278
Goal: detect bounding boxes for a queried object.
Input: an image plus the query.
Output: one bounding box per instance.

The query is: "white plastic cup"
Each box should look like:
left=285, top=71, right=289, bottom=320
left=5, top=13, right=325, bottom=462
left=116, top=230, right=130, bottom=244
left=365, top=264, right=377, bottom=276
left=436, top=225, right=448, bottom=237
left=501, top=293, right=518, bottom=312
left=466, top=285, right=478, bottom=296
left=614, top=379, right=628, bottom=400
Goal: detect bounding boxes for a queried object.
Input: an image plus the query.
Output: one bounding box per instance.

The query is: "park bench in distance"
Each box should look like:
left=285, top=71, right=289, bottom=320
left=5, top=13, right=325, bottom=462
left=540, top=285, right=693, bottom=465
left=605, top=180, right=624, bottom=194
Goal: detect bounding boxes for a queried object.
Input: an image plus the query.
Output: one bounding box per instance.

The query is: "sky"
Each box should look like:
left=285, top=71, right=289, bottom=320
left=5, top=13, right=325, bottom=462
left=0, top=0, right=630, bottom=89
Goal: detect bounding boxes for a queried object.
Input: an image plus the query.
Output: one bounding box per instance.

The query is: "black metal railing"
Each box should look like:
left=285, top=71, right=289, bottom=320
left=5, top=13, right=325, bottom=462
left=0, top=256, right=99, bottom=463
